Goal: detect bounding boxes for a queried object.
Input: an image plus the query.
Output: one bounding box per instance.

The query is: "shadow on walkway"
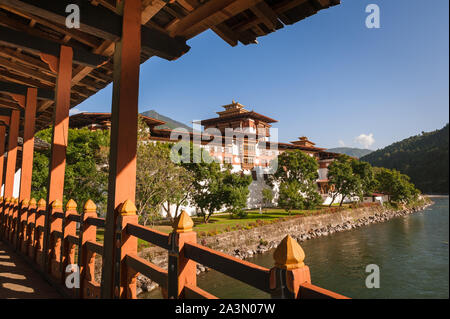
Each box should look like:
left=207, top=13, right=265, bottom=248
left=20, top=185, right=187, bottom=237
left=0, top=241, right=61, bottom=299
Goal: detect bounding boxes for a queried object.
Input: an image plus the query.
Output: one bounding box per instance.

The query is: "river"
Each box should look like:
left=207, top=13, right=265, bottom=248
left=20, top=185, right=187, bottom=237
left=146, top=197, right=449, bottom=299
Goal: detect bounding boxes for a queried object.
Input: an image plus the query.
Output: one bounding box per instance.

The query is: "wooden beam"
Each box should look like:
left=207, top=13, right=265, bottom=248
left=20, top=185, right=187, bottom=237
left=0, top=99, right=21, bottom=110
left=0, top=26, right=108, bottom=67
left=0, top=56, right=55, bottom=86
left=170, top=0, right=263, bottom=39
left=0, top=0, right=190, bottom=61
left=0, top=80, right=54, bottom=100
left=18, top=87, right=36, bottom=200
left=3, top=109, right=19, bottom=198
left=250, top=2, right=280, bottom=31
left=101, top=0, right=141, bottom=299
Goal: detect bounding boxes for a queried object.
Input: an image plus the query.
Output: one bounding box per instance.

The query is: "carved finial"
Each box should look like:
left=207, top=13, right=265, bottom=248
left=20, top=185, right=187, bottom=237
left=51, top=199, right=63, bottom=209
left=30, top=198, right=37, bottom=206
left=83, top=199, right=97, bottom=213
left=173, top=210, right=194, bottom=233
left=5, top=197, right=11, bottom=203
left=273, top=235, right=305, bottom=270
left=66, top=199, right=77, bottom=210
left=0, top=196, right=3, bottom=202
left=119, top=199, right=136, bottom=216
left=13, top=197, right=19, bottom=204
left=21, top=198, right=30, bottom=206
left=37, top=198, right=46, bottom=208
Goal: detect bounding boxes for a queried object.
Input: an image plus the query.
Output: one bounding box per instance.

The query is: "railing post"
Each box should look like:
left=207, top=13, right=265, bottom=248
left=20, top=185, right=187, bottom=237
left=0, top=197, right=4, bottom=239
left=168, top=211, right=197, bottom=299
left=1, top=197, right=10, bottom=240
left=270, top=235, right=311, bottom=299
left=9, top=198, right=18, bottom=243
left=17, top=198, right=30, bottom=252
left=115, top=200, right=138, bottom=299
left=48, top=200, right=63, bottom=279
left=62, top=199, right=78, bottom=288
left=25, top=198, right=37, bottom=257
left=79, top=200, right=98, bottom=298
left=35, top=198, right=47, bottom=267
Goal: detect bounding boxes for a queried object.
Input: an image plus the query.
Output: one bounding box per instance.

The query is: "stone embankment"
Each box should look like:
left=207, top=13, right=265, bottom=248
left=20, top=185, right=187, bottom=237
left=136, top=201, right=432, bottom=295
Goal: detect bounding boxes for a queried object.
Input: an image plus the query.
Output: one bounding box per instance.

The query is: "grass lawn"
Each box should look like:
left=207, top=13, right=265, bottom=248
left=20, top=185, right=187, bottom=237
left=151, top=208, right=320, bottom=236
left=91, top=206, right=346, bottom=251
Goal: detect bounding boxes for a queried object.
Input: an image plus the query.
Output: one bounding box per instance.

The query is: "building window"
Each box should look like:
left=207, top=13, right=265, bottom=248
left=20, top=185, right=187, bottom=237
left=224, top=157, right=232, bottom=164
left=243, top=157, right=254, bottom=164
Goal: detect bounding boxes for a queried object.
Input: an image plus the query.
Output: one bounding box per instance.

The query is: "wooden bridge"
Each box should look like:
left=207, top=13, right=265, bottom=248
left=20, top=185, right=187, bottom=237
left=0, top=0, right=346, bottom=299
left=0, top=197, right=348, bottom=299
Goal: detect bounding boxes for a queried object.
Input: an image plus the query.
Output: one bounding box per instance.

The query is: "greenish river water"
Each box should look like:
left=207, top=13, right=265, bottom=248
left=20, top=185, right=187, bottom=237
left=146, top=197, right=449, bottom=299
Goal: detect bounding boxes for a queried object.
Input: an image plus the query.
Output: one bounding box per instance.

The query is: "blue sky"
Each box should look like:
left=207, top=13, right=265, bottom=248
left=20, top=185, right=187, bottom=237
left=76, top=0, right=449, bottom=150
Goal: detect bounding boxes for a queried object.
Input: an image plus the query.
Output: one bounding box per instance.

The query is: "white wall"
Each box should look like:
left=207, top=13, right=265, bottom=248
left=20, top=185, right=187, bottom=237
left=0, top=168, right=21, bottom=198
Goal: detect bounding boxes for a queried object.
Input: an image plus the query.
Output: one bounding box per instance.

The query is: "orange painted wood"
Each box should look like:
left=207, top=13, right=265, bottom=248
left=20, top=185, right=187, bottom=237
left=102, top=0, right=142, bottom=299
left=47, top=45, right=73, bottom=204
left=298, top=282, right=350, bottom=299
left=80, top=206, right=98, bottom=299
left=184, top=242, right=271, bottom=293
left=119, top=214, right=139, bottom=299
left=0, top=125, right=6, bottom=195
left=19, top=88, right=37, bottom=201
left=4, top=110, right=20, bottom=198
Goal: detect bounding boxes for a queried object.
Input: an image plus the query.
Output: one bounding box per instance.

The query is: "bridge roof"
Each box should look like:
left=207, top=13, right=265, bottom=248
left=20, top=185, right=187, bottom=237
left=0, top=0, right=340, bottom=136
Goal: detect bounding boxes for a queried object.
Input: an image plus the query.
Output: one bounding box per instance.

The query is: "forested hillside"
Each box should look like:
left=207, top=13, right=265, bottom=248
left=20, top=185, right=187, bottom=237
left=361, top=124, right=449, bottom=194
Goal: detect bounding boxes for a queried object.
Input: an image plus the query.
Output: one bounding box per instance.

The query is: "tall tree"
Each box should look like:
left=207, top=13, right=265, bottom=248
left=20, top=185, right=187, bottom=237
left=327, top=154, right=360, bottom=206
left=268, top=150, right=322, bottom=211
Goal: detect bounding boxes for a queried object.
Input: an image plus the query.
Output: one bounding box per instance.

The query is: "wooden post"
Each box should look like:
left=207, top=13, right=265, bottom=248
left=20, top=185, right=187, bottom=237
left=270, top=235, right=311, bottom=299
left=0, top=197, right=4, bottom=238
left=35, top=198, right=46, bottom=267
left=19, top=87, right=37, bottom=201
left=18, top=198, right=30, bottom=252
left=4, top=111, right=19, bottom=199
left=115, top=200, right=138, bottom=299
left=79, top=200, right=99, bottom=298
left=47, top=45, right=73, bottom=204
left=9, top=198, right=18, bottom=244
left=0, top=125, right=6, bottom=195
left=101, top=0, right=142, bottom=299
left=48, top=199, right=63, bottom=279
left=44, top=45, right=73, bottom=273
left=1, top=197, right=11, bottom=239
left=62, top=199, right=78, bottom=288
left=168, top=211, right=197, bottom=299
left=25, top=198, right=37, bottom=257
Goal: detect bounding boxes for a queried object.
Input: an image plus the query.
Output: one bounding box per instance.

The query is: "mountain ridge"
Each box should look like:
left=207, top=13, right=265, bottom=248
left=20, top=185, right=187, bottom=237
left=327, top=147, right=373, bottom=158
left=141, top=109, right=191, bottom=130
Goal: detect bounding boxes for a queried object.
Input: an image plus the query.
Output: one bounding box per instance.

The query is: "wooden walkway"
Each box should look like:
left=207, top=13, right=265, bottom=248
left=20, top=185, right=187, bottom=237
left=0, top=241, right=61, bottom=299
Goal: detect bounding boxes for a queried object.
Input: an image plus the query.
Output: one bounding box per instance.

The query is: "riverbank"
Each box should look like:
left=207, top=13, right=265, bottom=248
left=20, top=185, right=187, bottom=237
left=136, top=197, right=432, bottom=295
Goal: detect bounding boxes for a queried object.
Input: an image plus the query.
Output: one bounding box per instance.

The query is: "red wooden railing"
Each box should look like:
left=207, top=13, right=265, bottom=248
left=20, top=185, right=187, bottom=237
left=0, top=196, right=349, bottom=299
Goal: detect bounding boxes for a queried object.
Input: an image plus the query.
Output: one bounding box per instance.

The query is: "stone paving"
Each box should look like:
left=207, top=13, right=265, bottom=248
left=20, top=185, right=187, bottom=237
left=0, top=241, right=61, bottom=299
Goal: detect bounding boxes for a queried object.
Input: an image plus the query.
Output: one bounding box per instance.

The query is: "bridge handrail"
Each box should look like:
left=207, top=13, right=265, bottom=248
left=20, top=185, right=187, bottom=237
left=126, top=222, right=170, bottom=250
left=184, top=242, right=271, bottom=293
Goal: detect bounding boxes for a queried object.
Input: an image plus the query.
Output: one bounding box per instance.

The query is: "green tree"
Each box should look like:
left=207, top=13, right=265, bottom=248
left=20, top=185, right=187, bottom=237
left=327, top=154, right=360, bottom=206
left=262, top=188, right=274, bottom=212
left=221, top=169, right=252, bottom=218
left=181, top=145, right=225, bottom=223
left=32, top=127, right=109, bottom=213
left=373, top=167, right=420, bottom=203
left=268, top=150, right=322, bottom=211
left=136, top=118, right=193, bottom=223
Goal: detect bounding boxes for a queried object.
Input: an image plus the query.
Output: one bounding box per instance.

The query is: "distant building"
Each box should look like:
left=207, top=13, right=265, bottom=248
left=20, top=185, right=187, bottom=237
left=69, top=102, right=342, bottom=212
